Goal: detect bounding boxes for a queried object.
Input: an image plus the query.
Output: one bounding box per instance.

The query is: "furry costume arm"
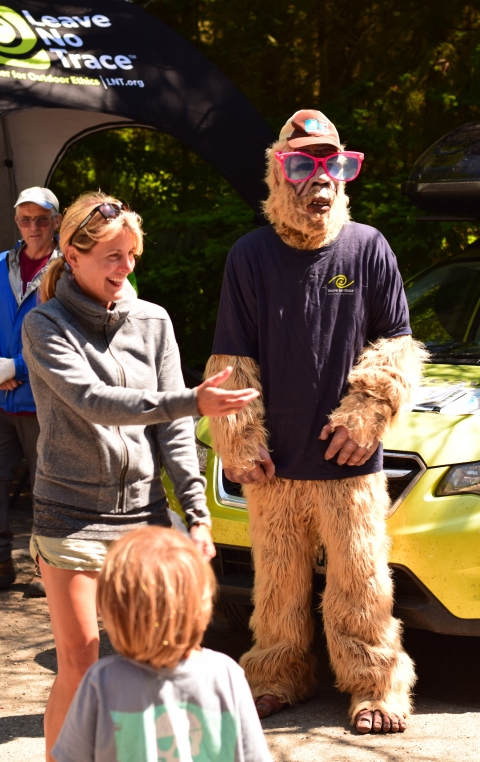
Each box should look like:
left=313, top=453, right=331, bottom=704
left=204, top=354, right=268, bottom=472
left=328, top=335, right=428, bottom=449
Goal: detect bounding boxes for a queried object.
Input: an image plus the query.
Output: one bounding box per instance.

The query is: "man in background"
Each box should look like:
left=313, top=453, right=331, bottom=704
left=0, top=187, right=62, bottom=594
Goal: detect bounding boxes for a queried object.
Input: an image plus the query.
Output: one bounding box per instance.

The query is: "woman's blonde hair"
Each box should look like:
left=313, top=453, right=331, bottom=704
left=97, top=527, right=215, bottom=670
left=41, top=191, right=144, bottom=302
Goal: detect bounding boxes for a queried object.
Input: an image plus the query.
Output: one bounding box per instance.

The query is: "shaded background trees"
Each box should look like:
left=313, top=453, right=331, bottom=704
left=50, top=1, right=480, bottom=369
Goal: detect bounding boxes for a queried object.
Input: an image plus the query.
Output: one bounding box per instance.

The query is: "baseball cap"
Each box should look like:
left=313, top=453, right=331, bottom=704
left=14, top=187, right=59, bottom=212
left=279, top=109, right=341, bottom=150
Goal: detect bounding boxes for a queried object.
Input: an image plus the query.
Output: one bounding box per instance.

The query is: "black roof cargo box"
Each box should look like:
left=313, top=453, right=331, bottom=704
left=402, top=121, right=480, bottom=220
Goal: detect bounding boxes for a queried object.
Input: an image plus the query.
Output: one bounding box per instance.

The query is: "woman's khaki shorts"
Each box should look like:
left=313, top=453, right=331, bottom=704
left=30, top=534, right=112, bottom=572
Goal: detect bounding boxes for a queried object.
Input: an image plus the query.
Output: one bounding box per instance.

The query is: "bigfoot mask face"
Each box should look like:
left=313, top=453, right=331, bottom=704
left=286, top=144, right=342, bottom=218
left=264, top=141, right=352, bottom=250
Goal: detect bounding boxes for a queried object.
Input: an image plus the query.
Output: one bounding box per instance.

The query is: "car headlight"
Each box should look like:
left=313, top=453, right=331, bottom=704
left=436, top=461, right=480, bottom=496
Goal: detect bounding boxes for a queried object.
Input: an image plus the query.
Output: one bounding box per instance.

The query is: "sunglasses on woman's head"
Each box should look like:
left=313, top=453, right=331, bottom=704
left=275, top=151, right=364, bottom=184
left=68, top=202, right=130, bottom=246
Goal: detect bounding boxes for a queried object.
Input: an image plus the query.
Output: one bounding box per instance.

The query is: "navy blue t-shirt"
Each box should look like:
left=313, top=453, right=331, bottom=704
left=212, top=223, right=411, bottom=480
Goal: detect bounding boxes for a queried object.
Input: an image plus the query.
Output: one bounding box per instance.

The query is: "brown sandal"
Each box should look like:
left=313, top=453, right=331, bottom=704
left=254, top=694, right=288, bottom=719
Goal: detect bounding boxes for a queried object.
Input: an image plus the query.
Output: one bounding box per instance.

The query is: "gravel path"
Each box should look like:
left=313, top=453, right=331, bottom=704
left=1, top=495, right=480, bottom=761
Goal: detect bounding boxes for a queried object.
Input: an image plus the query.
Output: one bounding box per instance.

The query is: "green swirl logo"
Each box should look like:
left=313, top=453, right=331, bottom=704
left=328, top=274, right=354, bottom=288
left=0, top=6, right=49, bottom=69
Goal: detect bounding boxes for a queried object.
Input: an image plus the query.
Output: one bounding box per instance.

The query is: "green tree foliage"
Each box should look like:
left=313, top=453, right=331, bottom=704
left=52, top=1, right=480, bottom=367
left=134, top=0, right=480, bottom=275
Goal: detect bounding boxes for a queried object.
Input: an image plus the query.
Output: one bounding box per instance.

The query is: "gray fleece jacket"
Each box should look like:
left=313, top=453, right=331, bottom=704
left=22, top=272, right=210, bottom=534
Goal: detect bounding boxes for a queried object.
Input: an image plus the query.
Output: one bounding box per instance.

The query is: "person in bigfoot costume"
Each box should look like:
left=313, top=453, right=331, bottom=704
left=205, top=109, right=427, bottom=734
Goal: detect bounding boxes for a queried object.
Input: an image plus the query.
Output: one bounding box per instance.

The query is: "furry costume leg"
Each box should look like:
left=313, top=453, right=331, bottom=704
left=240, top=478, right=318, bottom=705
left=317, top=471, right=416, bottom=723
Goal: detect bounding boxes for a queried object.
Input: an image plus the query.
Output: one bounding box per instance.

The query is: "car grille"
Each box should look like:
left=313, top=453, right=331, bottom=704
left=222, top=472, right=243, bottom=500
left=212, top=555, right=431, bottom=614
left=216, top=452, right=426, bottom=516
left=212, top=545, right=253, bottom=577
left=216, top=459, right=247, bottom=508
left=213, top=453, right=427, bottom=598
left=383, top=451, right=426, bottom=517
left=391, top=565, right=430, bottom=606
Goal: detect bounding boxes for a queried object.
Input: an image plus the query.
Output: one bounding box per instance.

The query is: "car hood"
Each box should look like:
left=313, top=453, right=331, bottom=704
left=384, top=364, right=480, bottom=466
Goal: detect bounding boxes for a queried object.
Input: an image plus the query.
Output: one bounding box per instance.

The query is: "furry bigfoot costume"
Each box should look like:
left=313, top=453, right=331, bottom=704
left=206, top=110, right=427, bottom=730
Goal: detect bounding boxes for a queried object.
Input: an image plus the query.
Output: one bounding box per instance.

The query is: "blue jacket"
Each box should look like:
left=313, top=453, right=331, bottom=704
left=0, top=241, right=61, bottom=413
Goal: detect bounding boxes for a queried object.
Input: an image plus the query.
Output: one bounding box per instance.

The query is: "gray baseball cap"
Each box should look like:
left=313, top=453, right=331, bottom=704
left=14, top=187, right=59, bottom=212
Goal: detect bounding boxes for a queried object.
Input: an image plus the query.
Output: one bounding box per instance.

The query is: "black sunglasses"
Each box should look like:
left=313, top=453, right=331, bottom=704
left=68, top=202, right=130, bottom=246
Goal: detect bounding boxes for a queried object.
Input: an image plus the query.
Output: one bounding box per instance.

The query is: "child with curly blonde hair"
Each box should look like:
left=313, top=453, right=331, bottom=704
left=52, top=527, right=272, bottom=762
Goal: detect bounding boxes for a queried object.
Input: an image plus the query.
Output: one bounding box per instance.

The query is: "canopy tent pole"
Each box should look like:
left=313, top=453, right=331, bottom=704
left=0, top=115, right=18, bottom=249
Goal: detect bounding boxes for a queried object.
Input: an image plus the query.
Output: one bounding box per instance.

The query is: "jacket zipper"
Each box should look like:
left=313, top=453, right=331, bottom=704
left=103, top=325, right=129, bottom=514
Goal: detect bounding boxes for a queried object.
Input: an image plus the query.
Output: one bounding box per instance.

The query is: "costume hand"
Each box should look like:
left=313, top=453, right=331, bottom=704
left=196, top=366, right=260, bottom=417
left=0, top=379, right=21, bottom=391
left=223, top=445, right=275, bottom=484
left=319, top=423, right=379, bottom=466
left=190, top=523, right=216, bottom=561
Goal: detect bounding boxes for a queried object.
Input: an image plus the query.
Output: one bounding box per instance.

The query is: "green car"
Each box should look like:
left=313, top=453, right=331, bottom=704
left=165, top=245, right=480, bottom=637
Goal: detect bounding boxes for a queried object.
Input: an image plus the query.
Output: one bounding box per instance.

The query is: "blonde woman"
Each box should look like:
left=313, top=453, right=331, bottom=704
left=21, top=192, right=259, bottom=761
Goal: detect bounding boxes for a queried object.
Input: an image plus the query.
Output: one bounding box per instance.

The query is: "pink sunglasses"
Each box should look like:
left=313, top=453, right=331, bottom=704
left=275, top=150, right=364, bottom=183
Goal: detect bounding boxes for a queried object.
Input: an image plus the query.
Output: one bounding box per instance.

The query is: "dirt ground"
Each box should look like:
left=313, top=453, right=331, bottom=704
left=1, top=488, right=480, bottom=762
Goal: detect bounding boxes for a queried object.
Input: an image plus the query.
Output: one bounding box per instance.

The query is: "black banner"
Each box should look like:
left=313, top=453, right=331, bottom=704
left=0, top=1, right=274, bottom=212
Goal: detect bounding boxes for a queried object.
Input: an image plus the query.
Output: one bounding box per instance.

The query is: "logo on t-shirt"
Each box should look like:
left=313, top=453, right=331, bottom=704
left=111, top=701, right=238, bottom=761
left=327, top=274, right=354, bottom=294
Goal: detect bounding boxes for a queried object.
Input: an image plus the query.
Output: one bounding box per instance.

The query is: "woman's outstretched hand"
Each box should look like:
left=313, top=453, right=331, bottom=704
left=196, top=366, right=259, bottom=417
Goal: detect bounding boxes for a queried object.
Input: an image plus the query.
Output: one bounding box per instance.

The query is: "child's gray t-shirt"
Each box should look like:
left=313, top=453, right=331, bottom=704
left=52, top=648, right=272, bottom=762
